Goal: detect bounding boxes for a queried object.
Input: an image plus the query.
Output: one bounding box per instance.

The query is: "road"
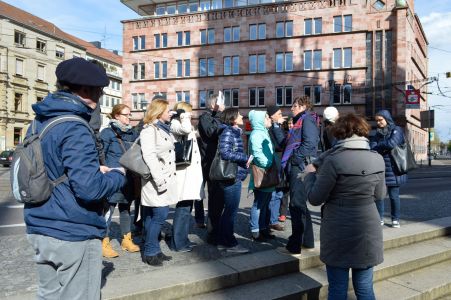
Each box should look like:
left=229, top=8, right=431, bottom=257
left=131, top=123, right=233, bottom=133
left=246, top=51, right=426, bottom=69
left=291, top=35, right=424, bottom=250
left=1, top=161, right=451, bottom=236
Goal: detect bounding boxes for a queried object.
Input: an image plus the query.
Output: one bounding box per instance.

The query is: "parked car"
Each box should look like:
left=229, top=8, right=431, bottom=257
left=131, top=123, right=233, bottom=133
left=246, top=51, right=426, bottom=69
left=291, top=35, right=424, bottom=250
left=0, top=150, right=14, bottom=167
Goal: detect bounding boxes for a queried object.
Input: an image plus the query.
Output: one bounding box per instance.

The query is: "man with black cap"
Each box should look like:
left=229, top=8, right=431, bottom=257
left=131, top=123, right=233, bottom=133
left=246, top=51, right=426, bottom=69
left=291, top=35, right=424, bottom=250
left=25, top=57, right=125, bottom=300
left=266, top=106, right=288, bottom=231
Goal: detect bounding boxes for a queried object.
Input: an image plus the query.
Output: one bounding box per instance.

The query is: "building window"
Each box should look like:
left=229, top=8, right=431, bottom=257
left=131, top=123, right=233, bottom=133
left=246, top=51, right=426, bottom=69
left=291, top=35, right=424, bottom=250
left=343, top=84, right=352, bottom=104
left=36, top=39, right=46, bottom=53
left=178, top=1, right=188, bottom=13
left=304, top=85, right=322, bottom=105
left=176, top=91, right=190, bottom=103
left=206, top=28, right=215, bottom=44
left=154, top=34, right=160, bottom=48
left=223, top=89, right=239, bottom=107
left=156, top=4, right=165, bottom=15
left=176, top=31, right=190, bottom=46
left=189, top=0, right=198, bottom=12
left=177, top=32, right=183, bottom=46
left=333, top=48, right=352, bottom=68
left=162, top=61, right=167, bottom=78
left=133, top=35, right=146, bottom=50
left=224, top=0, right=233, bottom=8
left=224, top=27, right=232, bottom=42
left=373, top=0, right=385, bottom=10
left=132, top=94, right=138, bottom=109
left=249, top=24, right=257, bottom=40
left=276, top=52, right=293, bottom=72
left=212, top=0, right=222, bottom=9
left=198, top=90, right=214, bottom=108
left=199, top=58, right=207, bottom=76
left=37, top=64, right=45, bottom=81
left=258, top=23, right=266, bottom=39
left=305, top=18, right=322, bottom=35
left=55, top=46, right=65, bottom=59
left=233, top=26, right=240, bottom=41
left=305, top=50, right=323, bottom=70
left=162, top=33, right=168, bottom=48
left=177, top=60, right=183, bottom=77
left=249, top=87, right=265, bottom=107
left=154, top=62, right=160, bottom=79
left=224, top=57, right=231, bottom=75
left=276, top=21, right=293, bottom=38
left=232, top=56, right=239, bottom=74
left=200, top=0, right=210, bottom=11
left=36, top=96, right=44, bottom=102
left=333, top=84, right=342, bottom=104
left=184, top=59, right=190, bottom=77
left=14, top=31, right=25, bottom=47
left=14, top=128, right=22, bottom=146
left=249, top=54, right=265, bottom=73
left=207, top=58, right=215, bottom=76
left=185, top=31, right=191, bottom=45
left=167, top=3, right=176, bottom=14
left=132, top=63, right=145, bottom=80
left=276, top=86, right=293, bottom=106
left=304, top=50, right=312, bottom=70
left=14, top=93, right=23, bottom=111
left=15, top=58, right=24, bottom=76
left=334, top=15, right=352, bottom=32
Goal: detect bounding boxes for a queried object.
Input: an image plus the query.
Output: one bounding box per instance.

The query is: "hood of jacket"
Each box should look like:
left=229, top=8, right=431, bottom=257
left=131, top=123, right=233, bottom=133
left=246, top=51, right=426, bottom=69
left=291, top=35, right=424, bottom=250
left=249, top=110, right=267, bottom=131
left=32, top=91, right=93, bottom=122
left=335, top=135, right=370, bottom=150
left=376, top=110, right=395, bottom=131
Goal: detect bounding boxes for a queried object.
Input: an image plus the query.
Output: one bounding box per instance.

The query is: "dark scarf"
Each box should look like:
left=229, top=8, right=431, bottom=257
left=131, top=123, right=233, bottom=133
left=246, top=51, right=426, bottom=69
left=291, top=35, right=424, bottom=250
left=156, top=120, right=171, bottom=134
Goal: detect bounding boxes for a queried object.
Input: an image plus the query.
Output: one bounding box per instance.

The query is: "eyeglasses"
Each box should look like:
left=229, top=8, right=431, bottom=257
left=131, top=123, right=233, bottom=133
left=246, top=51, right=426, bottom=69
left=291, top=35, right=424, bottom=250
left=120, top=113, right=132, bottom=118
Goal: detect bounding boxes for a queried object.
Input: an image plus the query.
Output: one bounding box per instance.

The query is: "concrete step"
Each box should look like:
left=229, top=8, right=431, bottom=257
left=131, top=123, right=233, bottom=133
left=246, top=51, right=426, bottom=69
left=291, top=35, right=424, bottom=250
left=366, top=259, right=451, bottom=300
left=189, top=235, right=451, bottom=300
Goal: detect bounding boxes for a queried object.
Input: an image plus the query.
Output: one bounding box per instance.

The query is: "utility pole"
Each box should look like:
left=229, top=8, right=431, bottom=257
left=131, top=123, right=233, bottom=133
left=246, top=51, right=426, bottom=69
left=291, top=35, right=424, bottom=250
left=428, top=107, right=432, bottom=166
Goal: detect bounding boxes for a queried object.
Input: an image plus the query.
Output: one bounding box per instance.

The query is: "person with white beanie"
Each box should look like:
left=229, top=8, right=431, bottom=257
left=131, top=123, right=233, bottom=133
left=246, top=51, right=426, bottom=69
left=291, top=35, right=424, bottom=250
left=322, top=106, right=339, bottom=151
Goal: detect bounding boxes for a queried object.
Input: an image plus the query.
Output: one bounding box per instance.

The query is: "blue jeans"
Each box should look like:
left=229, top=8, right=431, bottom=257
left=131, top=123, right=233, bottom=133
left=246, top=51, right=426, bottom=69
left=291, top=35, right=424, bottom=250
left=287, top=165, right=315, bottom=252
left=27, top=234, right=102, bottom=300
left=171, top=200, right=194, bottom=251
left=269, top=190, right=283, bottom=225
left=142, top=205, right=169, bottom=256
left=218, top=181, right=242, bottom=247
left=250, top=190, right=272, bottom=232
left=326, top=265, right=376, bottom=300
left=376, top=186, right=400, bottom=221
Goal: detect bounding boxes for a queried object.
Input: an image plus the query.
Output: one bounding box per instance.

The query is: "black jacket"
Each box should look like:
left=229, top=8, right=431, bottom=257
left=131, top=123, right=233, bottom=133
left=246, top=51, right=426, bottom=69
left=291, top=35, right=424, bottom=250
left=268, top=123, right=286, bottom=152
left=198, top=109, right=222, bottom=180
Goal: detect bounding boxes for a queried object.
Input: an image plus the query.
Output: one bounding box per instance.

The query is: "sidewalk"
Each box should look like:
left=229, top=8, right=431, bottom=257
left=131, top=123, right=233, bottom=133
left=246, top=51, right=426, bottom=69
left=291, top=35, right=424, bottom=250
left=2, top=164, right=451, bottom=299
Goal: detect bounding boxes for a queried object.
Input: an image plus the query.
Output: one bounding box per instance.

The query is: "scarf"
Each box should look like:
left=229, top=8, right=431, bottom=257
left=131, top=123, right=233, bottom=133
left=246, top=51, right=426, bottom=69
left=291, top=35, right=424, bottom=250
left=110, top=119, right=132, bottom=133
left=156, top=120, right=171, bottom=134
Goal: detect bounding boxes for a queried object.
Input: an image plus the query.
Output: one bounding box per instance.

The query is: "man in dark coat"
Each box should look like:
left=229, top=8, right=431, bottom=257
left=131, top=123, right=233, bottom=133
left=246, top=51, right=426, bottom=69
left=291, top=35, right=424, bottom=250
left=25, top=57, right=125, bottom=299
left=198, top=94, right=224, bottom=245
left=371, top=109, right=407, bottom=228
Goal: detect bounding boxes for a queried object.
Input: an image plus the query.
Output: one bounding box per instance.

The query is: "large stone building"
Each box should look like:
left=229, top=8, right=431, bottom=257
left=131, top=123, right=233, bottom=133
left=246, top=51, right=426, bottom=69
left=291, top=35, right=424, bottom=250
left=0, top=1, right=122, bottom=151
left=121, top=0, right=428, bottom=160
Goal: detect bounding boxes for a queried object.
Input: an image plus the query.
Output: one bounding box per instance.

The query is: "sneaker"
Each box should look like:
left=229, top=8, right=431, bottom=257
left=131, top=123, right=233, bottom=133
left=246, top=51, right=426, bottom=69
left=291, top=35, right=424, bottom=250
left=278, top=215, right=286, bottom=222
left=392, top=220, right=400, bottom=228
left=380, top=220, right=385, bottom=226
left=226, top=244, right=249, bottom=254
left=269, top=224, right=285, bottom=231
left=217, top=244, right=227, bottom=251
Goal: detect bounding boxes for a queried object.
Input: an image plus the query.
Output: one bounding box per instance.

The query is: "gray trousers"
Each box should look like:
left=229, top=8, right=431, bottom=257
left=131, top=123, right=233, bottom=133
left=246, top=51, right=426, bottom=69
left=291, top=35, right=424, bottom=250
left=27, top=234, right=102, bottom=300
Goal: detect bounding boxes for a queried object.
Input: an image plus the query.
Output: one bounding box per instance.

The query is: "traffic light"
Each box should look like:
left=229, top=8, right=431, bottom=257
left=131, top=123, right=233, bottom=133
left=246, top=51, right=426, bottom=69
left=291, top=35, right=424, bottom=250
left=446, top=72, right=451, bottom=78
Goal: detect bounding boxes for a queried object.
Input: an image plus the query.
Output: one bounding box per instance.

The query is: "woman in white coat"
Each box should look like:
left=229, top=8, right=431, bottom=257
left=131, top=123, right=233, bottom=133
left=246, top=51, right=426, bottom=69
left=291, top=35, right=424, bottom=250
left=169, top=102, right=204, bottom=252
left=140, top=99, right=178, bottom=266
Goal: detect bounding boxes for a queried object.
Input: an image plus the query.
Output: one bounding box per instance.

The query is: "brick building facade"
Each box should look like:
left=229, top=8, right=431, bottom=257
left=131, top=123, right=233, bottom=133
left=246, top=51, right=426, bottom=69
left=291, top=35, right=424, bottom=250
left=121, top=0, right=428, bottom=160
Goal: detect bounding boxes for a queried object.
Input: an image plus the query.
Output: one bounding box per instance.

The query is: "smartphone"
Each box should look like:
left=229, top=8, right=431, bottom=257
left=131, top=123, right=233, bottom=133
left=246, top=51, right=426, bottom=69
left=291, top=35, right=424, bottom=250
left=248, top=155, right=254, bottom=163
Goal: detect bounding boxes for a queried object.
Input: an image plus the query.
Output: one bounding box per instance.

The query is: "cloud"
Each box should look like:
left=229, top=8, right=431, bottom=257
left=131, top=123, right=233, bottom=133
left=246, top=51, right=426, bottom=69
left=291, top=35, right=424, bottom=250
left=420, top=12, right=451, bottom=49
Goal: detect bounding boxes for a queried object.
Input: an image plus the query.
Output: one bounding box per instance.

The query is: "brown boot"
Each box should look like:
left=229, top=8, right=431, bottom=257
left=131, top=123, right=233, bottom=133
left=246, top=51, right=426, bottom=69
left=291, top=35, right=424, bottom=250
left=121, top=232, right=140, bottom=252
left=102, top=237, right=119, bottom=258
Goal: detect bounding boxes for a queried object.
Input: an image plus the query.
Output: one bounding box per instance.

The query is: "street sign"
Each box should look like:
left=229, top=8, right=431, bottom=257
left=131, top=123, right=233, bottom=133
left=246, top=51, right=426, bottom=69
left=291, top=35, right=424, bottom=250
left=405, top=89, right=420, bottom=109
left=420, top=110, right=435, bottom=128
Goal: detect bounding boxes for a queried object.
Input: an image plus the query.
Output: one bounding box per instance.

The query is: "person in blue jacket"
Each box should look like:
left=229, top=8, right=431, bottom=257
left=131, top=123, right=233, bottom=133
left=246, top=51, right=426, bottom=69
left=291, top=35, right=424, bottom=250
left=371, top=110, right=407, bottom=228
left=100, top=104, right=140, bottom=258
left=25, top=57, right=125, bottom=300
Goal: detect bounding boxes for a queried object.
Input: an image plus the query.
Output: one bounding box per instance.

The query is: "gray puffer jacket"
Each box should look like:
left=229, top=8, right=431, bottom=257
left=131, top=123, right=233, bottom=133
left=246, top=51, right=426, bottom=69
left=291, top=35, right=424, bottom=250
left=305, top=136, right=386, bottom=269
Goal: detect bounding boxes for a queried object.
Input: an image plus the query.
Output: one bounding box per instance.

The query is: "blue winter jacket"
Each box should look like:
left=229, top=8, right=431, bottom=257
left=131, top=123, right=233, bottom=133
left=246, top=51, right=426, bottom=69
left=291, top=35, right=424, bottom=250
left=24, top=92, right=125, bottom=241
left=370, top=110, right=407, bottom=187
left=290, top=111, right=320, bottom=168
left=218, top=125, right=249, bottom=181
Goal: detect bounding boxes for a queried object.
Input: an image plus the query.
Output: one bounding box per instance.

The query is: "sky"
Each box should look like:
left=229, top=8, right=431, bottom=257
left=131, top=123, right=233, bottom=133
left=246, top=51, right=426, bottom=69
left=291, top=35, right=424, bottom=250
left=4, top=0, right=451, bottom=140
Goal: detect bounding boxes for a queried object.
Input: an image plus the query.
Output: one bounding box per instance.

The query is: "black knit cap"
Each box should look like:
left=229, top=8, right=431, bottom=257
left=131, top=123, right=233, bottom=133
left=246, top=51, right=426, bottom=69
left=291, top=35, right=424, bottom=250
left=267, top=105, right=281, bottom=117
left=55, top=57, right=109, bottom=87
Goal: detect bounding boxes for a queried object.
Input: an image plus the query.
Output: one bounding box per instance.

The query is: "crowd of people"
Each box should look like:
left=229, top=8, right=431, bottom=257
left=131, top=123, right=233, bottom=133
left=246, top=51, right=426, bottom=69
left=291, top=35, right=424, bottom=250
left=22, top=57, right=410, bottom=300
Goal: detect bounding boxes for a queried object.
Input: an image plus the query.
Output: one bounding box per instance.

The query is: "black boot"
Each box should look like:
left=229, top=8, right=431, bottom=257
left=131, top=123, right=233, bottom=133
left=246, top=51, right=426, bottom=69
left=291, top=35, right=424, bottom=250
left=157, top=252, right=173, bottom=261
left=143, top=255, right=163, bottom=266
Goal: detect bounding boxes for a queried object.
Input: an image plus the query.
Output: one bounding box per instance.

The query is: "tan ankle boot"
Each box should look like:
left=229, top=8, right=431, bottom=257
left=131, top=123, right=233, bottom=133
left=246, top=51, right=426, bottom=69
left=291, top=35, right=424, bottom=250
left=102, top=237, right=119, bottom=258
left=121, top=232, right=140, bottom=252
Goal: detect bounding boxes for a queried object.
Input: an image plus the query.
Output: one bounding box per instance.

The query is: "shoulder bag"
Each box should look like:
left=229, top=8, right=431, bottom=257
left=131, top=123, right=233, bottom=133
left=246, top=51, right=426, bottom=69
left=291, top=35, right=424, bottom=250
left=209, top=148, right=237, bottom=181
left=390, top=142, right=417, bottom=175
left=252, top=156, right=280, bottom=189
left=174, top=135, right=193, bottom=166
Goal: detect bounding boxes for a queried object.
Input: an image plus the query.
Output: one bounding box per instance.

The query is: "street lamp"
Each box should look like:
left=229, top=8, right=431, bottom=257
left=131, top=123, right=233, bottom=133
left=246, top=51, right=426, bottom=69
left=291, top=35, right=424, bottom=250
left=427, top=104, right=443, bottom=166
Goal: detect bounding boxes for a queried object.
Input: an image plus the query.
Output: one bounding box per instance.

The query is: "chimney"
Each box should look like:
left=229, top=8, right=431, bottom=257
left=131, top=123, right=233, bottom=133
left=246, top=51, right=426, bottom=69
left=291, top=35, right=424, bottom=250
left=90, top=41, right=101, bottom=48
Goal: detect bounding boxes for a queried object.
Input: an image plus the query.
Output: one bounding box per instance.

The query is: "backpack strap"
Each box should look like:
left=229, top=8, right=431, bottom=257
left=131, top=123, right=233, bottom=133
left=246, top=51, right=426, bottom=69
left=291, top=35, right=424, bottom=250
left=38, top=115, right=95, bottom=185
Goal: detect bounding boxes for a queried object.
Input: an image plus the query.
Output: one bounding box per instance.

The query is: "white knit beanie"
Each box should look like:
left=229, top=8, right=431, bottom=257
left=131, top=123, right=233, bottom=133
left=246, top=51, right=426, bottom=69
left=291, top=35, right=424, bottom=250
left=323, top=106, right=339, bottom=123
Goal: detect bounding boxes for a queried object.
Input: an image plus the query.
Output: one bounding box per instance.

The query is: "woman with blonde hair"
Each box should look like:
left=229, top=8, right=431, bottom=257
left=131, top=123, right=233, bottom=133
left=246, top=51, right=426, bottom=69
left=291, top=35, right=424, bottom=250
left=100, top=104, right=140, bottom=258
left=140, top=99, right=178, bottom=266
left=169, top=102, right=204, bottom=252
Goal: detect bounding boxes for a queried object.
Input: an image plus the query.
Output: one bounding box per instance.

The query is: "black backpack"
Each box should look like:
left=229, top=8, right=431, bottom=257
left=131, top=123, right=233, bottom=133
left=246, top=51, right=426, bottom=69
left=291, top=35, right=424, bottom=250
left=10, top=115, right=93, bottom=204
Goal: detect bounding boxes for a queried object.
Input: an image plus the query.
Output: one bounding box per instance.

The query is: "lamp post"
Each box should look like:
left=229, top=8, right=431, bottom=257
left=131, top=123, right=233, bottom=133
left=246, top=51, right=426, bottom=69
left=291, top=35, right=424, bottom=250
left=427, top=105, right=443, bottom=166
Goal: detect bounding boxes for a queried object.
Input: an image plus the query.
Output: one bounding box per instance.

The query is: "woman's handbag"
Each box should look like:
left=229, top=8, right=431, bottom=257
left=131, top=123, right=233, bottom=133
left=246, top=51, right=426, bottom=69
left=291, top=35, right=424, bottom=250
left=119, top=137, right=152, bottom=180
left=252, top=157, right=280, bottom=189
left=390, top=142, right=417, bottom=175
left=209, top=148, right=237, bottom=181
left=174, top=136, right=193, bottom=166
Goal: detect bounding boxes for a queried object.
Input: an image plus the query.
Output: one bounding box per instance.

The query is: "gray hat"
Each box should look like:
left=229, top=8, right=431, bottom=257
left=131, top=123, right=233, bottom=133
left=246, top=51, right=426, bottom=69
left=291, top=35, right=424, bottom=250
left=55, top=57, right=109, bottom=87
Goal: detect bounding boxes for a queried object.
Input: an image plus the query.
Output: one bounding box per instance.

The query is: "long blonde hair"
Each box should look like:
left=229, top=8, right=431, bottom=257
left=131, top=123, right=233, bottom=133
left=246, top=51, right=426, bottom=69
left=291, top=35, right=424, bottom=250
left=173, top=102, right=193, bottom=112
left=143, top=99, right=169, bottom=124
